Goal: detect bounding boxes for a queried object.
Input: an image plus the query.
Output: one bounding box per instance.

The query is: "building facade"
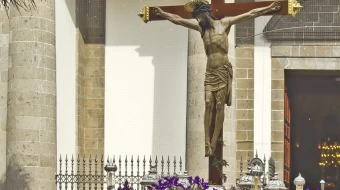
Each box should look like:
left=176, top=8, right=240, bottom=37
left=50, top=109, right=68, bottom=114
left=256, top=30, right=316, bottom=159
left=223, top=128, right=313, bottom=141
left=0, top=0, right=339, bottom=189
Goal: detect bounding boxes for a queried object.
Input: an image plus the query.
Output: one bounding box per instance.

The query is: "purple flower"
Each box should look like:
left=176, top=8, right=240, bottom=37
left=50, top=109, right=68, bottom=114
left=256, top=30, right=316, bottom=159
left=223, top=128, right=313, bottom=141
left=117, top=180, right=133, bottom=190
left=201, top=178, right=209, bottom=190
left=188, top=176, right=193, bottom=184
left=194, top=176, right=201, bottom=184
left=150, top=175, right=210, bottom=190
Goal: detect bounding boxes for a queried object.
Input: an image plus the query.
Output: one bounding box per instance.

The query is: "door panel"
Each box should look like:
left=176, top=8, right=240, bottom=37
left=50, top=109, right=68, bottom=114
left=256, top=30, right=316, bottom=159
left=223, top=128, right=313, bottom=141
left=284, top=83, right=291, bottom=187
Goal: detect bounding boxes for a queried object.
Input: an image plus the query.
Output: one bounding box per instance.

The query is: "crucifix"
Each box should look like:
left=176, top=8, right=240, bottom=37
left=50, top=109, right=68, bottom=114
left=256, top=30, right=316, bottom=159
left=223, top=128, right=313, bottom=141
left=138, top=0, right=303, bottom=23
left=138, top=0, right=302, bottom=185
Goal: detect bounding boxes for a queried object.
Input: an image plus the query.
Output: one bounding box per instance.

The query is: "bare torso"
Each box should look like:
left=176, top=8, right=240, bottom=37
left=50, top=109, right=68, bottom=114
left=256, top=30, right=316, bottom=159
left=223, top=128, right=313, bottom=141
left=202, top=20, right=231, bottom=70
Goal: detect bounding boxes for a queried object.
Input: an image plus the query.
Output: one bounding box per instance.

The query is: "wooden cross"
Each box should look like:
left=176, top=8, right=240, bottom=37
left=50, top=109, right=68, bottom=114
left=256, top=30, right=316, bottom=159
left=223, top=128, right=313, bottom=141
left=138, top=0, right=303, bottom=23
left=137, top=0, right=302, bottom=186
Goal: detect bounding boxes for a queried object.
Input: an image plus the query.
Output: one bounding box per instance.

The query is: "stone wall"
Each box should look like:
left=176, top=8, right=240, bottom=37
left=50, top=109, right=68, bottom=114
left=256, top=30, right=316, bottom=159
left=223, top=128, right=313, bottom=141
left=271, top=43, right=340, bottom=180
left=233, top=0, right=255, bottom=178
left=0, top=6, right=9, bottom=182
left=82, top=44, right=105, bottom=156
left=235, top=46, right=254, bottom=177
left=76, top=0, right=105, bottom=157
left=235, top=0, right=254, bottom=45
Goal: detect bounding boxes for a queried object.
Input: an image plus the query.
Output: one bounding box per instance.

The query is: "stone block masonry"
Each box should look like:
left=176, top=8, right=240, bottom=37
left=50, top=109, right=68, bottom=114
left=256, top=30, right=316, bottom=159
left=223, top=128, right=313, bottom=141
left=6, top=1, right=57, bottom=189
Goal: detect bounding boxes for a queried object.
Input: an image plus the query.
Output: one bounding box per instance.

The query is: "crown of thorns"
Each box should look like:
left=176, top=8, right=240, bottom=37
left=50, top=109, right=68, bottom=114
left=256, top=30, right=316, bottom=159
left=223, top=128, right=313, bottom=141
left=184, top=0, right=210, bottom=12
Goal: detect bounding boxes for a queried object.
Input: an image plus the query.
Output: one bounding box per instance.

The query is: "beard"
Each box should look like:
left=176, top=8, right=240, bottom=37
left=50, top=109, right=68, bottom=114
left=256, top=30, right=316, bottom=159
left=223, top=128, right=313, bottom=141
left=198, top=14, right=215, bottom=38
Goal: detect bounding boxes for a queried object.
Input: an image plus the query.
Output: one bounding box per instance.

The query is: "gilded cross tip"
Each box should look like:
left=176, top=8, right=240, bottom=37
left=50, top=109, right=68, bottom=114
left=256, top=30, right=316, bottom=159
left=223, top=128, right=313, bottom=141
left=138, top=5, right=150, bottom=23
left=288, top=0, right=303, bottom=17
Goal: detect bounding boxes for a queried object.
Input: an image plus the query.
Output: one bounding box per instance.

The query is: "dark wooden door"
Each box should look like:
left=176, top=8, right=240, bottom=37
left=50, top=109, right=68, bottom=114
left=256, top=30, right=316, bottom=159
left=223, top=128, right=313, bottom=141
left=284, top=83, right=291, bottom=187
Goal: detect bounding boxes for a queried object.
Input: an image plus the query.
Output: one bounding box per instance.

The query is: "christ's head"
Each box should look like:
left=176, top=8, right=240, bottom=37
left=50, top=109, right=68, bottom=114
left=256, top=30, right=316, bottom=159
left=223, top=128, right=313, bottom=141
left=191, top=3, right=217, bottom=38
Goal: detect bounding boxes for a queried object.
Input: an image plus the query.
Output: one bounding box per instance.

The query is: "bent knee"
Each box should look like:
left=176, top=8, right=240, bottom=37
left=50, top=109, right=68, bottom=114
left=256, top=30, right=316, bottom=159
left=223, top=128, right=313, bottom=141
left=216, top=101, right=224, bottom=110
left=205, top=99, right=213, bottom=108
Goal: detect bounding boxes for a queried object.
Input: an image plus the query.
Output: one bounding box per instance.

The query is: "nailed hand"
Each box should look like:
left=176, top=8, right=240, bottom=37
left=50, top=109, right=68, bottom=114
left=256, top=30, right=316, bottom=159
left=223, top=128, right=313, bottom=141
left=270, top=1, right=281, bottom=11
left=153, top=7, right=163, bottom=16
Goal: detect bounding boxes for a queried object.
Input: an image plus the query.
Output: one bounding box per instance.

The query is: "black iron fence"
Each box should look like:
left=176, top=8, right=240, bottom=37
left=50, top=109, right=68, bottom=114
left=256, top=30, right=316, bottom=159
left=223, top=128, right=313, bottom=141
left=56, top=155, right=184, bottom=190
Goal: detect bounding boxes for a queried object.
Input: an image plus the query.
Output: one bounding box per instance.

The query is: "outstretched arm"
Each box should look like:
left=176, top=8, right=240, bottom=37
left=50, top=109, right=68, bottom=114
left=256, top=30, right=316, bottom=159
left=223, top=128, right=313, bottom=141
left=226, top=1, right=281, bottom=25
left=153, top=7, right=201, bottom=32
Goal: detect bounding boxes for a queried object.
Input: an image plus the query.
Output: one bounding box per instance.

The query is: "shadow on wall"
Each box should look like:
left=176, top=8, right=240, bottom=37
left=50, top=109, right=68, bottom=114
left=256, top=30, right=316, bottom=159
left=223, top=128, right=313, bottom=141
left=106, top=0, right=188, bottom=158
left=0, top=156, right=31, bottom=190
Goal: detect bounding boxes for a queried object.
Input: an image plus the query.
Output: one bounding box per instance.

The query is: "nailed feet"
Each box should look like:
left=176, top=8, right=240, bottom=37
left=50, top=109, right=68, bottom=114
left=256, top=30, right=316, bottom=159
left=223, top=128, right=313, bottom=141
left=205, top=144, right=213, bottom=157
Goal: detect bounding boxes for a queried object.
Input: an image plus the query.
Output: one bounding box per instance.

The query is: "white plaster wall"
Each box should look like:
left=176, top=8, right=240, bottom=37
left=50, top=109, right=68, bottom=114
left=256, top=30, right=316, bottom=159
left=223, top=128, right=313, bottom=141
left=105, top=0, right=188, bottom=169
left=56, top=0, right=77, bottom=163
left=253, top=13, right=272, bottom=164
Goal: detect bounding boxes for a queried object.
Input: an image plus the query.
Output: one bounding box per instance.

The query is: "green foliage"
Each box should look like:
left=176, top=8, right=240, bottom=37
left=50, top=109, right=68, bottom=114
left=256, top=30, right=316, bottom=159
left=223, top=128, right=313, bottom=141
left=1, top=0, right=38, bottom=12
left=217, top=137, right=226, bottom=146
left=212, top=138, right=229, bottom=183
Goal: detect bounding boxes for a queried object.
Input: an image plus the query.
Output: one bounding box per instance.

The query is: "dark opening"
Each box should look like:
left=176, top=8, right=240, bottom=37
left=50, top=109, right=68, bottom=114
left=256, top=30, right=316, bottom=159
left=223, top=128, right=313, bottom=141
left=286, top=70, right=340, bottom=190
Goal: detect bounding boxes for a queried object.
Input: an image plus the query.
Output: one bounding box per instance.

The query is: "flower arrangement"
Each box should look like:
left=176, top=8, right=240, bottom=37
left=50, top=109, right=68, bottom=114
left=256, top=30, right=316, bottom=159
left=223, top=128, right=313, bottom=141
left=117, top=175, right=211, bottom=190
left=149, top=176, right=210, bottom=190
left=118, top=180, right=134, bottom=190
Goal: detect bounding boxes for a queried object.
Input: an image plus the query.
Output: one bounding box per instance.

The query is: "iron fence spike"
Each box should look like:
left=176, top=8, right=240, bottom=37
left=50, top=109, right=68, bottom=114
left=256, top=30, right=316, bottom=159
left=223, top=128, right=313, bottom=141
left=125, top=155, right=128, bottom=177
left=179, top=156, right=182, bottom=172
left=143, top=155, right=146, bottom=176
left=247, top=153, right=250, bottom=166
left=173, top=156, right=176, bottom=175
left=167, top=156, right=170, bottom=176
left=131, top=155, right=134, bottom=176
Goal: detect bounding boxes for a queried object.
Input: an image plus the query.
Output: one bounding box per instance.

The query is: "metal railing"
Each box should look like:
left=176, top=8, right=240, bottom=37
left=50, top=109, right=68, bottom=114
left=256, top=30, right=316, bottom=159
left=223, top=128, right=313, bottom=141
left=56, top=155, right=183, bottom=190
left=56, top=155, right=106, bottom=190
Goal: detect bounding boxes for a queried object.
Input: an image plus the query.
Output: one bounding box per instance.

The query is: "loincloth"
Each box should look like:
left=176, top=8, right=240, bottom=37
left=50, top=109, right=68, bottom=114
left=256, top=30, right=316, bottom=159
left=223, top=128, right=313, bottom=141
left=204, top=62, right=233, bottom=106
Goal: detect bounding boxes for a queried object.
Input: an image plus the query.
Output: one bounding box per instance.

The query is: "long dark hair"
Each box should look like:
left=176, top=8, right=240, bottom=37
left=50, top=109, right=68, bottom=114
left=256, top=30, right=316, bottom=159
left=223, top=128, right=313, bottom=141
left=191, top=3, right=217, bottom=38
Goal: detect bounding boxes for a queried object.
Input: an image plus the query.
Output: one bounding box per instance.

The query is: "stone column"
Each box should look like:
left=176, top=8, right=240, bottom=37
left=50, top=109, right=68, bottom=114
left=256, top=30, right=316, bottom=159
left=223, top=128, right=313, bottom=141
left=0, top=6, right=10, bottom=183
left=6, top=1, right=56, bottom=189
left=186, top=29, right=208, bottom=179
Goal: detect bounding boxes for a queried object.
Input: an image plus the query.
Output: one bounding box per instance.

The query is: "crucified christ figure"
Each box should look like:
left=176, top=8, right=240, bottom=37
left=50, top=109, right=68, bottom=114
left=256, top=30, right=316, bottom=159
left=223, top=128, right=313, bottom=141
left=154, top=0, right=281, bottom=157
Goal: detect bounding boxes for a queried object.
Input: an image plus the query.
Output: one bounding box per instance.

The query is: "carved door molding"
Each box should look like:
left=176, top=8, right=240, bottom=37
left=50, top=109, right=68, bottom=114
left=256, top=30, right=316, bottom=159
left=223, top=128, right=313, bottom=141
left=284, top=79, right=291, bottom=187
